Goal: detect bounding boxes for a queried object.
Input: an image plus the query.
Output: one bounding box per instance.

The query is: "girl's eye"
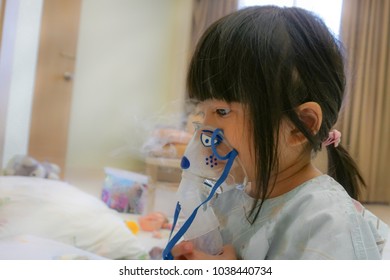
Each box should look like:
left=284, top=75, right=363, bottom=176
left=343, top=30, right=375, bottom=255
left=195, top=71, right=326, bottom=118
left=216, top=108, right=231, bottom=117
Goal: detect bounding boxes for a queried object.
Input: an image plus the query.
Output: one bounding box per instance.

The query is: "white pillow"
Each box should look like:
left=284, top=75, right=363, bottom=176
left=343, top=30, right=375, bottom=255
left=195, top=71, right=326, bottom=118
left=0, top=176, right=149, bottom=259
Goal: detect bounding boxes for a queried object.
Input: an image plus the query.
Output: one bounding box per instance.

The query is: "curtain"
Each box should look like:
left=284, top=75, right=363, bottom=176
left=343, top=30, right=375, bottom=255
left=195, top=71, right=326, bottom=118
left=338, top=0, right=390, bottom=203
left=0, top=0, right=6, bottom=48
left=189, top=0, right=238, bottom=56
left=184, top=0, right=237, bottom=103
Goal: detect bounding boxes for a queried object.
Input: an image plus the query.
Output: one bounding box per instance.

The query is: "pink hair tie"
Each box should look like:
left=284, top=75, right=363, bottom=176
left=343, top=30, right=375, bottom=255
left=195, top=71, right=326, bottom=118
left=322, top=129, right=341, bottom=148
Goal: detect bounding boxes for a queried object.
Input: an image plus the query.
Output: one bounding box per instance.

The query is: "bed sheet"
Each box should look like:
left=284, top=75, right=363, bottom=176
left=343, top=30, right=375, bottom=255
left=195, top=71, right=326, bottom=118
left=0, top=235, right=106, bottom=260
left=117, top=213, right=171, bottom=258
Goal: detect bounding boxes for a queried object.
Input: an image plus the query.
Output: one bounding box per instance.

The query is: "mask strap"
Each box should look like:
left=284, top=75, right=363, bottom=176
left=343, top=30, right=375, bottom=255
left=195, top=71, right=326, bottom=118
left=162, top=130, right=237, bottom=260
left=211, top=129, right=230, bottom=161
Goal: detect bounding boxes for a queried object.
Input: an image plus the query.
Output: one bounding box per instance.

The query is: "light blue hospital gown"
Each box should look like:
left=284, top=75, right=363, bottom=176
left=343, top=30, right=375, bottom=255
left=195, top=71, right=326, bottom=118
left=212, top=175, right=389, bottom=259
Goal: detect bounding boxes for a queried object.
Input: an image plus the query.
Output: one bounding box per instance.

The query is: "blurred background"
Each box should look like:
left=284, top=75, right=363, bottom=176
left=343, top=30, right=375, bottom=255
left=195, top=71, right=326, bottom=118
left=0, top=0, right=389, bottom=209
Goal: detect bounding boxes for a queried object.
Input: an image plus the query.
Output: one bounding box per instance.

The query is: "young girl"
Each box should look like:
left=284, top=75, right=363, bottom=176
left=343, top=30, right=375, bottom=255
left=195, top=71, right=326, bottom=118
left=171, top=6, right=388, bottom=260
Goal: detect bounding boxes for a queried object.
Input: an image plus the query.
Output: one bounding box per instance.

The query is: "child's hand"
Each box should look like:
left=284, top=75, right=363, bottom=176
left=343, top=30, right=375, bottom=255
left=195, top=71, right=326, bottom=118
left=171, top=241, right=237, bottom=260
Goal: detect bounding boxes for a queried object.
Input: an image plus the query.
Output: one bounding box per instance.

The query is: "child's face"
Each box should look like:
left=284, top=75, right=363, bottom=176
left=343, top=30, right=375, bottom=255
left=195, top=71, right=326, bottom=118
left=195, top=99, right=255, bottom=181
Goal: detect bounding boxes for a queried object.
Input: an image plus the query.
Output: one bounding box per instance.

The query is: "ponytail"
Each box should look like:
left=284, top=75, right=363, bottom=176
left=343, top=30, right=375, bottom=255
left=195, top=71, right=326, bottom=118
left=326, top=144, right=366, bottom=200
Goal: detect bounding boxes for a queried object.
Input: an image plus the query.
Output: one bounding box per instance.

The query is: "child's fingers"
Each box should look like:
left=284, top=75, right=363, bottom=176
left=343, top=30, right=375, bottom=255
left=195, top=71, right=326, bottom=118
left=218, top=244, right=237, bottom=259
left=171, top=242, right=237, bottom=260
left=171, top=241, right=194, bottom=259
left=187, top=244, right=237, bottom=260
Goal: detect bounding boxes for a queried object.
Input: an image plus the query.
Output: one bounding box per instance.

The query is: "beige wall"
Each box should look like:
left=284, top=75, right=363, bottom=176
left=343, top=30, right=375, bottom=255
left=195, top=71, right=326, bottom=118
left=0, top=0, right=43, bottom=168
left=0, top=0, right=192, bottom=176
left=65, top=0, right=192, bottom=175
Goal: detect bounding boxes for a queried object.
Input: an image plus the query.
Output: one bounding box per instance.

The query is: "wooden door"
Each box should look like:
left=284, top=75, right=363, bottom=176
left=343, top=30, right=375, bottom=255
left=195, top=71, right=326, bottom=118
left=28, top=0, right=82, bottom=177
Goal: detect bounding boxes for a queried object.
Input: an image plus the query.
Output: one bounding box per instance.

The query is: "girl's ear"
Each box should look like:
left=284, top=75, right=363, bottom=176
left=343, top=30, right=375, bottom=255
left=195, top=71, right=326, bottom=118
left=288, top=102, right=323, bottom=146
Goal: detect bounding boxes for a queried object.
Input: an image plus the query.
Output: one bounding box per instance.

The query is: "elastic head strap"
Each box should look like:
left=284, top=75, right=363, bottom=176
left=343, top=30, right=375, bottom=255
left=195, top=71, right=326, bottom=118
left=211, top=128, right=230, bottom=160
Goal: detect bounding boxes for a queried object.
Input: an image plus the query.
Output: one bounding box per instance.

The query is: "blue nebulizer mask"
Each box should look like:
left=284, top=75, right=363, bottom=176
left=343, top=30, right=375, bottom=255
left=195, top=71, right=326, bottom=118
left=162, top=123, right=247, bottom=260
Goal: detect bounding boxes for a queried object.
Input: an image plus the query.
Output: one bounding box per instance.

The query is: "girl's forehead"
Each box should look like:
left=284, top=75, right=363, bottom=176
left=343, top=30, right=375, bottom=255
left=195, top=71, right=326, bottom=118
left=197, top=99, right=240, bottom=108
left=198, top=99, right=226, bottom=106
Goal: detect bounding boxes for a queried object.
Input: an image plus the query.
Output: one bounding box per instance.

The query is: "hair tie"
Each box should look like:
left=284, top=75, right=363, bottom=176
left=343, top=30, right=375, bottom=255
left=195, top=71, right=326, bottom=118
left=322, top=129, right=341, bottom=148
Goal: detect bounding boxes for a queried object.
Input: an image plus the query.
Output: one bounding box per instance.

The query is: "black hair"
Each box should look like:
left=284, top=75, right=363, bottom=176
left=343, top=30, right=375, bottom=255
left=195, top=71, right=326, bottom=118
left=187, top=6, right=365, bottom=223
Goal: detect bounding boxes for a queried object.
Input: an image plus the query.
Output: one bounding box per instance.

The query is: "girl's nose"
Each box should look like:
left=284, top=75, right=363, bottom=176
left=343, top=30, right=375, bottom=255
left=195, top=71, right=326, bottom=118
left=202, top=113, right=217, bottom=128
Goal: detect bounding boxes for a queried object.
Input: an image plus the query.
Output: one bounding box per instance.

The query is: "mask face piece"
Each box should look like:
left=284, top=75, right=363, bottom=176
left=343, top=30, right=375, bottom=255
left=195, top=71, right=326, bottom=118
left=180, top=123, right=247, bottom=193
left=162, top=123, right=247, bottom=259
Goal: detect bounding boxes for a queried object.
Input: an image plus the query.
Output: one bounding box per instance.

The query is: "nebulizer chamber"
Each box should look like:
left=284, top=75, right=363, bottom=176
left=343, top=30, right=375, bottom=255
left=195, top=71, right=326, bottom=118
left=174, top=123, right=247, bottom=255
left=177, top=172, right=222, bottom=255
